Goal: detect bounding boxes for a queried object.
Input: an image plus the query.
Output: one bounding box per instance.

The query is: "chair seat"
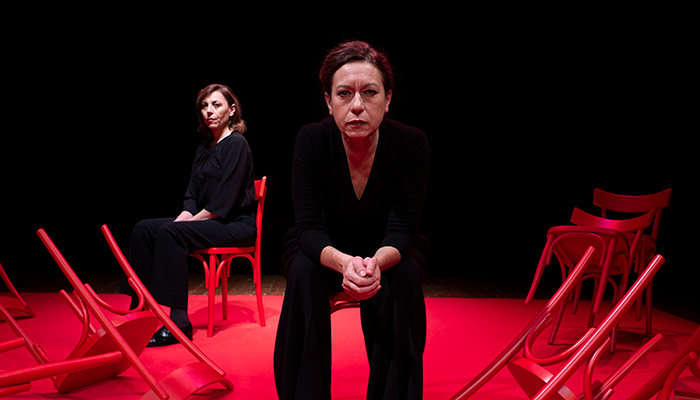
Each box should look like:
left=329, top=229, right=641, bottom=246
left=194, top=246, right=254, bottom=255
left=330, top=292, right=361, bottom=313
left=507, top=356, right=577, bottom=400
left=54, top=311, right=159, bottom=393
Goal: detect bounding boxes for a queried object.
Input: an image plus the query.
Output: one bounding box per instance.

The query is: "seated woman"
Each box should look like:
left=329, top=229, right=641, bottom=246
left=121, top=84, right=257, bottom=347
left=274, top=41, right=430, bottom=400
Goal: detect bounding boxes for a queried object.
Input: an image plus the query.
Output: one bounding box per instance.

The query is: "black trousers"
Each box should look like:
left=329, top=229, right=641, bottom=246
left=274, top=231, right=429, bottom=400
left=120, top=217, right=256, bottom=310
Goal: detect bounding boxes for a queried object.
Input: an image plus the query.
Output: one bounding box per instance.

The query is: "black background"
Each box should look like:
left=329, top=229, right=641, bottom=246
left=2, top=10, right=694, bottom=312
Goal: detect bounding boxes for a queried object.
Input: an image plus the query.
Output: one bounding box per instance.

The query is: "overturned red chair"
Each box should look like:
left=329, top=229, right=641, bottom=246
left=507, top=254, right=666, bottom=400
left=190, top=176, right=268, bottom=337
left=36, top=227, right=233, bottom=399
left=0, top=261, right=34, bottom=319
left=449, top=246, right=597, bottom=399
left=0, top=303, right=123, bottom=397
left=525, top=207, right=655, bottom=350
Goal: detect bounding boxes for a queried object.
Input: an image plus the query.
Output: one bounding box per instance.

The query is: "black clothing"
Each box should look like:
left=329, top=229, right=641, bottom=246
left=121, top=133, right=256, bottom=310
left=290, top=118, right=429, bottom=264
left=274, top=117, right=430, bottom=400
left=183, top=133, right=256, bottom=222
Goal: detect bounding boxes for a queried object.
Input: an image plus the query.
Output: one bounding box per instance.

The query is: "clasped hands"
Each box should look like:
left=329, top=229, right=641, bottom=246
left=342, top=256, right=382, bottom=301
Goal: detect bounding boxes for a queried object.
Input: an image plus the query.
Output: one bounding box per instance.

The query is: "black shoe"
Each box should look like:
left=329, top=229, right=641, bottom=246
left=147, top=323, right=193, bottom=347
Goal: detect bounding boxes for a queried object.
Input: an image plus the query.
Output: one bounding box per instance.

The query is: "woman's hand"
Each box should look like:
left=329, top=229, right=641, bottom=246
left=342, top=256, right=381, bottom=300
left=174, top=211, right=194, bottom=222
left=174, top=210, right=218, bottom=222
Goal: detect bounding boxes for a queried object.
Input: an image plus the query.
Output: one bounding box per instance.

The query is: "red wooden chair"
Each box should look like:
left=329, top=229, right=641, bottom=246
left=37, top=227, right=233, bottom=399
left=190, top=176, right=267, bottom=337
left=508, top=254, right=666, bottom=400
left=330, top=292, right=360, bottom=314
left=525, top=207, right=654, bottom=350
left=0, top=303, right=123, bottom=397
left=1, top=229, right=160, bottom=396
left=0, top=262, right=34, bottom=318
left=100, top=224, right=234, bottom=399
left=593, top=188, right=672, bottom=334
left=449, top=246, right=597, bottom=400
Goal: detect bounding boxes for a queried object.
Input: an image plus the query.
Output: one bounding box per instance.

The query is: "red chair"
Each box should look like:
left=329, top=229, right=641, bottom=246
left=0, top=229, right=160, bottom=396
left=449, top=246, right=597, bottom=400
left=38, top=228, right=233, bottom=399
left=0, top=261, right=34, bottom=318
left=508, top=254, right=666, bottom=400
left=0, top=303, right=123, bottom=397
left=525, top=207, right=654, bottom=349
left=330, top=292, right=360, bottom=314
left=593, top=188, right=672, bottom=334
left=190, top=176, right=267, bottom=337
left=100, top=224, right=234, bottom=399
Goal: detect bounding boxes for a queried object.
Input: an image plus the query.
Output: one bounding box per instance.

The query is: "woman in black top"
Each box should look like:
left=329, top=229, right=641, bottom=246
left=122, top=84, right=256, bottom=347
left=274, top=41, right=430, bottom=400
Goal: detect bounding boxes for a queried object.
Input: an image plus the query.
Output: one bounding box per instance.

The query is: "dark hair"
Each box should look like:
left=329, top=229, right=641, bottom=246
left=319, top=41, right=394, bottom=95
left=195, top=84, right=247, bottom=136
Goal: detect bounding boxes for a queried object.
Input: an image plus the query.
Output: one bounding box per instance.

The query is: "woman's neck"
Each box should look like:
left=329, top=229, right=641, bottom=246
left=342, top=130, right=379, bottom=163
left=210, top=128, right=233, bottom=147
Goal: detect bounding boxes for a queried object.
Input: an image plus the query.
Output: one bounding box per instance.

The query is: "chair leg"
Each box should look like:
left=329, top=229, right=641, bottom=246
left=253, top=260, right=266, bottom=327
left=207, top=254, right=217, bottom=338
left=221, top=259, right=229, bottom=322
left=572, top=280, right=583, bottom=315
left=646, top=281, right=653, bottom=335
left=548, top=299, right=567, bottom=345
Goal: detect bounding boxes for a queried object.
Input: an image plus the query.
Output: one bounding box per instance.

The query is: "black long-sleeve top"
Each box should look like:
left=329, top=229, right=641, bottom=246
left=292, top=117, right=429, bottom=264
left=183, top=132, right=256, bottom=222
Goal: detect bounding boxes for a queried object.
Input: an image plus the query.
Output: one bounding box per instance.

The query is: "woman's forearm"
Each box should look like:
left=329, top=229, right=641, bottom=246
left=320, top=246, right=352, bottom=273
left=370, top=246, right=401, bottom=271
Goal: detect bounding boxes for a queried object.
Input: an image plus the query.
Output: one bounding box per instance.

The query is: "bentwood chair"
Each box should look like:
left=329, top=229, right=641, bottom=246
left=449, top=246, right=597, bottom=400
left=330, top=292, right=361, bottom=314
left=37, top=228, right=233, bottom=400
left=190, top=176, right=267, bottom=337
left=593, top=188, right=672, bottom=334
left=508, top=254, right=666, bottom=400
left=0, top=261, right=34, bottom=318
left=525, top=207, right=654, bottom=349
left=100, top=224, right=234, bottom=399
left=17, top=229, right=161, bottom=395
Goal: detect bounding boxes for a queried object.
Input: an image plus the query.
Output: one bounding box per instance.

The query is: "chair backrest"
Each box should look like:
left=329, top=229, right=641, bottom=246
left=593, top=188, right=671, bottom=239
left=254, top=177, right=267, bottom=250
left=570, top=207, right=655, bottom=233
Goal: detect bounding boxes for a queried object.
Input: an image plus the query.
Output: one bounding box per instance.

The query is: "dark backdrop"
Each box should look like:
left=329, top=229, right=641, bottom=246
left=2, top=13, right=694, bottom=311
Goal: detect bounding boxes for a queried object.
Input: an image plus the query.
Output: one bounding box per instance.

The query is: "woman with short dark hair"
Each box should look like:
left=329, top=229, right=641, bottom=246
left=274, top=41, right=430, bottom=400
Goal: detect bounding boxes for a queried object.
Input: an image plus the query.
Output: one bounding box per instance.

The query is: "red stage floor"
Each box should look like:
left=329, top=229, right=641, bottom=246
left=2, top=293, right=698, bottom=399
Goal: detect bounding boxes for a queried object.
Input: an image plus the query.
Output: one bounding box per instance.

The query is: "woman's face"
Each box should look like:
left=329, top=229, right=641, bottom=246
left=201, top=91, right=235, bottom=133
left=325, top=61, right=392, bottom=140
